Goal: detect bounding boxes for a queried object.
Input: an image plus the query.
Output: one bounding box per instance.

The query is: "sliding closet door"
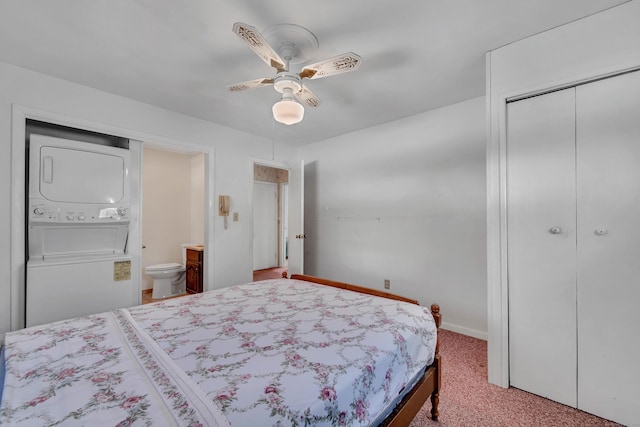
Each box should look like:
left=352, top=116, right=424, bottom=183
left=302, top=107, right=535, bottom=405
left=576, top=70, right=640, bottom=426
left=507, top=88, right=577, bottom=407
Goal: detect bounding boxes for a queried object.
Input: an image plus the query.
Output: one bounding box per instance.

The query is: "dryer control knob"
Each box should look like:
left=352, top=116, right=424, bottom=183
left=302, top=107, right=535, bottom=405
left=66, top=215, right=74, bottom=221
left=78, top=215, right=86, bottom=221
left=33, top=207, right=44, bottom=216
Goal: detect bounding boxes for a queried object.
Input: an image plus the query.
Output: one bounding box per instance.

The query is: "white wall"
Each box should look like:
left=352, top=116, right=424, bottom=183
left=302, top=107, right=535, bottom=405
left=487, top=0, right=640, bottom=387
left=0, top=60, right=297, bottom=339
left=300, top=97, right=487, bottom=338
left=191, top=153, right=206, bottom=244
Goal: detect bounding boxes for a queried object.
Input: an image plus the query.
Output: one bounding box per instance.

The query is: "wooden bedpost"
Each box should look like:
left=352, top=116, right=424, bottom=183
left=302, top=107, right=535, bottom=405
left=281, top=271, right=289, bottom=279
left=430, top=303, right=441, bottom=421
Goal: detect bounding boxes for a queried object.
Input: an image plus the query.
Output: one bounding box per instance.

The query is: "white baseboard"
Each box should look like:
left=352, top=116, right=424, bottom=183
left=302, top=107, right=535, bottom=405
left=440, top=321, right=488, bottom=341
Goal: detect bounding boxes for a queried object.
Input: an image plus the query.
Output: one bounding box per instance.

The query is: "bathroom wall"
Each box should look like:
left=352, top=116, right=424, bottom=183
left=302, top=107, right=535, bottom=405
left=190, top=153, right=205, bottom=244
left=142, top=147, right=199, bottom=290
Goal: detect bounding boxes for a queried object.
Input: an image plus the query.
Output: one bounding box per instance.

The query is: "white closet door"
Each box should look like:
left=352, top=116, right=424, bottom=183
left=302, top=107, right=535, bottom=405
left=576, top=70, right=640, bottom=426
left=507, top=88, right=577, bottom=407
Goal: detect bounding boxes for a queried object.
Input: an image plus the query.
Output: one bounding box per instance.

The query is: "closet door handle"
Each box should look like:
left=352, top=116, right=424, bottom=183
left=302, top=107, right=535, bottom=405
left=594, top=228, right=608, bottom=236
left=549, top=227, right=562, bottom=235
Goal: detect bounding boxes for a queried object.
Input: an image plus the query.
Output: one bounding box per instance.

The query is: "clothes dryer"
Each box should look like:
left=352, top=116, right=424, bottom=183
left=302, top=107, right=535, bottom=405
left=26, top=134, right=135, bottom=327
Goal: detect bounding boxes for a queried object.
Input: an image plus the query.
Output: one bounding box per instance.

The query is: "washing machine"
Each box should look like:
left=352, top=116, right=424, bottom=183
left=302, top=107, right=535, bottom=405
left=26, top=133, right=135, bottom=327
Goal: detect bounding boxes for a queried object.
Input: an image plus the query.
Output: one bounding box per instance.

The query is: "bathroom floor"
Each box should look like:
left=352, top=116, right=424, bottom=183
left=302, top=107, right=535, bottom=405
left=141, top=289, right=187, bottom=305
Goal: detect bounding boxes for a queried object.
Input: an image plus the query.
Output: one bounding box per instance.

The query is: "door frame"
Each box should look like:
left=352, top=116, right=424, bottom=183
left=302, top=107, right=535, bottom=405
left=250, top=158, right=291, bottom=276
left=140, top=144, right=209, bottom=292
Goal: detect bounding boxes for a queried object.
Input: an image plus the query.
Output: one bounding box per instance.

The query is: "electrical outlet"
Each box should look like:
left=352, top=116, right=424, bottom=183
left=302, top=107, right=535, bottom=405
left=384, top=279, right=390, bottom=289
left=233, top=212, right=239, bottom=221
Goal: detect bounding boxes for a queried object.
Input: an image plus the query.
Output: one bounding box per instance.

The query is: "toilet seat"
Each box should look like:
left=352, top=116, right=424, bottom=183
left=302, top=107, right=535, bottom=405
left=145, top=262, right=183, bottom=273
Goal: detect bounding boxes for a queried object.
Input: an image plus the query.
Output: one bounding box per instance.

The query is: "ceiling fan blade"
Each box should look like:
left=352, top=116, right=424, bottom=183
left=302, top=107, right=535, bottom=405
left=299, top=52, right=362, bottom=80
left=228, top=78, right=274, bottom=92
left=232, top=22, right=286, bottom=71
left=295, top=85, right=322, bottom=107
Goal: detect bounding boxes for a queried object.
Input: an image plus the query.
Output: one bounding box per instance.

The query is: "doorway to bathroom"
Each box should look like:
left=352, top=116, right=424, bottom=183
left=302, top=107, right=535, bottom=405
left=252, top=163, right=289, bottom=281
left=141, top=145, right=206, bottom=301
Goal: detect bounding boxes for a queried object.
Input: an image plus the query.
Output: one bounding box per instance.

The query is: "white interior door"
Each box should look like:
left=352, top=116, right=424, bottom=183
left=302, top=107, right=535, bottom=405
left=253, top=181, right=278, bottom=270
left=576, top=70, right=640, bottom=426
left=287, top=160, right=304, bottom=275
left=280, top=183, right=289, bottom=267
left=506, top=88, right=578, bottom=407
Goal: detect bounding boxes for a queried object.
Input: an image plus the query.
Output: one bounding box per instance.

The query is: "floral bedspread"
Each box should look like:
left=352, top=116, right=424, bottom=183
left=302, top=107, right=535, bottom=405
left=0, top=278, right=436, bottom=427
left=128, top=278, right=437, bottom=426
left=0, top=310, right=229, bottom=426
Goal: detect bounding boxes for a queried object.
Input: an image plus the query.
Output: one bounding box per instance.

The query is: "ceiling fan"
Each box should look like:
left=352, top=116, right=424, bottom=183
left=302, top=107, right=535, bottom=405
left=228, top=22, right=362, bottom=125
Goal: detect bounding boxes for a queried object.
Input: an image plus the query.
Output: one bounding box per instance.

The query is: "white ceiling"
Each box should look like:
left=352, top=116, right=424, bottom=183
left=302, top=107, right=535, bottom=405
left=0, top=0, right=628, bottom=146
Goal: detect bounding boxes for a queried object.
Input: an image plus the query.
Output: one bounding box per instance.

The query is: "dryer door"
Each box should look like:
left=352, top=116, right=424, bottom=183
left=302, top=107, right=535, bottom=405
left=29, top=134, right=130, bottom=205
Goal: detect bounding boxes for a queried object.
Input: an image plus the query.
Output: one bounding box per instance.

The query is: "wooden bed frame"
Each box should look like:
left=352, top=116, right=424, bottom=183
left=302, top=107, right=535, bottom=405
left=286, top=273, right=442, bottom=425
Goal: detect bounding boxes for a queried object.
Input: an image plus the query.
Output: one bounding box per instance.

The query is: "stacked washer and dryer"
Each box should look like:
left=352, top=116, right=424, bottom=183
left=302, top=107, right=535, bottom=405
left=26, top=134, right=135, bottom=327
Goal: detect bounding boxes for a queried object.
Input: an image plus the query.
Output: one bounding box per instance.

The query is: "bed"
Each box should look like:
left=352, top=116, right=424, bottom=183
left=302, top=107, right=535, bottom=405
left=0, top=274, right=441, bottom=426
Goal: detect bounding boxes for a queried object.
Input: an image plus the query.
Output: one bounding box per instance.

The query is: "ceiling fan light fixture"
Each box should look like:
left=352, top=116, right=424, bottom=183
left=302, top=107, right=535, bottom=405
left=230, top=22, right=361, bottom=125
left=272, top=97, right=304, bottom=125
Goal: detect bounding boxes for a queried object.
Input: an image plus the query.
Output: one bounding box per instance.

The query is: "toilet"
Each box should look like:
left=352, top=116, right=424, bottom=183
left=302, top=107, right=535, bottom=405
left=145, top=244, right=193, bottom=299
